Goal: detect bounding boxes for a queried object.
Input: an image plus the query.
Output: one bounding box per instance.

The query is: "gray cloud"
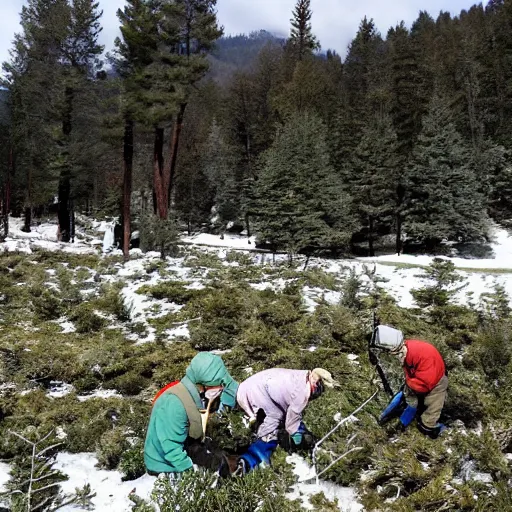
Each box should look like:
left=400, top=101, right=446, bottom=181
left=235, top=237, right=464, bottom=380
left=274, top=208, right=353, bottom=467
left=1, top=0, right=478, bottom=72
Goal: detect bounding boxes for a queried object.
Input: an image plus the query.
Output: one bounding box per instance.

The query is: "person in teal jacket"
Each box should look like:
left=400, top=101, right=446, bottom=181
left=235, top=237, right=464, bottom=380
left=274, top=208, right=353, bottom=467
left=144, top=352, right=239, bottom=476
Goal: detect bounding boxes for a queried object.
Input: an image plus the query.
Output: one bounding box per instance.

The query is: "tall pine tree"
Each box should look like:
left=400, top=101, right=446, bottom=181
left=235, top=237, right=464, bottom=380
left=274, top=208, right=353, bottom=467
left=288, top=0, right=320, bottom=61
left=253, top=112, right=357, bottom=261
left=404, top=93, right=488, bottom=247
left=350, top=115, right=400, bottom=256
left=57, top=0, right=103, bottom=242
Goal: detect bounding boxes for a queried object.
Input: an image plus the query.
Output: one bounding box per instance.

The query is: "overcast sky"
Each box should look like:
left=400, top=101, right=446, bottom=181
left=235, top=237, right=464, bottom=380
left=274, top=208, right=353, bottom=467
left=1, top=0, right=479, bottom=67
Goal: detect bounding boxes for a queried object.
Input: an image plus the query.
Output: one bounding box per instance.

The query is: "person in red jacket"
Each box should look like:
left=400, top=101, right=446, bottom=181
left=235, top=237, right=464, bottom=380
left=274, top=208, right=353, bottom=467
left=373, top=325, right=448, bottom=439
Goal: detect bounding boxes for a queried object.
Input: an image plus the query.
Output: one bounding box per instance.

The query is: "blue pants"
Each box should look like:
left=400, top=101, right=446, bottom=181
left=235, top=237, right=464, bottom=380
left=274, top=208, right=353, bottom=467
left=240, top=439, right=278, bottom=471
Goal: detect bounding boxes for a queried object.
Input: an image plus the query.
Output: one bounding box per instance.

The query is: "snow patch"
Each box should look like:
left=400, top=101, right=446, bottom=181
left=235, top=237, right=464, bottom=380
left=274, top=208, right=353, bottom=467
left=54, top=453, right=156, bottom=512
left=182, top=232, right=257, bottom=250
left=164, top=324, right=190, bottom=340
left=360, top=226, right=512, bottom=270
left=286, top=454, right=363, bottom=511
left=0, top=461, right=10, bottom=493
left=77, top=389, right=123, bottom=402
left=47, top=382, right=75, bottom=399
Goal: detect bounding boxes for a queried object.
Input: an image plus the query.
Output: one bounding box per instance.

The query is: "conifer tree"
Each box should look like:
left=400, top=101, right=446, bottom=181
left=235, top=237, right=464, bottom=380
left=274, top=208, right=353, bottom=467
left=404, top=93, right=488, bottom=247
left=253, top=112, right=356, bottom=261
left=351, top=116, right=400, bottom=256
left=288, top=0, right=320, bottom=61
left=202, top=121, right=240, bottom=231
left=115, top=0, right=159, bottom=260
left=2, top=0, right=70, bottom=233
left=124, top=0, right=222, bottom=220
left=57, top=0, right=103, bottom=242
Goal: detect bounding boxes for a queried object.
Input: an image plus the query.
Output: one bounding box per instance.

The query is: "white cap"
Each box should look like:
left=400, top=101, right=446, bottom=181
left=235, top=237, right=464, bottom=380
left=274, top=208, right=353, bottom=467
left=372, top=325, right=404, bottom=353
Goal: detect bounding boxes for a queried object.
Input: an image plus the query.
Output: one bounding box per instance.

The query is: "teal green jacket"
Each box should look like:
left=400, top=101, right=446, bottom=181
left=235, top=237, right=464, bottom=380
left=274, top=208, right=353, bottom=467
left=144, top=352, right=238, bottom=474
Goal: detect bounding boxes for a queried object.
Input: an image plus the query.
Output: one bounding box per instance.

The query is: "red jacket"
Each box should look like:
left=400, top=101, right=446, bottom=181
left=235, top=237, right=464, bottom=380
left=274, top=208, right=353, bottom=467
left=403, top=340, right=445, bottom=394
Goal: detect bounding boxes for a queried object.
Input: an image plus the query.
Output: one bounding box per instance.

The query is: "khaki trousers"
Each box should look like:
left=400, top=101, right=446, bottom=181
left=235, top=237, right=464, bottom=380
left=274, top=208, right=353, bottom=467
left=405, top=375, right=448, bottom=429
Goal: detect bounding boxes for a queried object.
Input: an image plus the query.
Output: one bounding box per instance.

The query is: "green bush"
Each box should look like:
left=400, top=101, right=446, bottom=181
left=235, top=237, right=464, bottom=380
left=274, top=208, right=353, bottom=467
left=139, top=456, right=300, bottom=512
left=137, top=281, right=207, bottom=304
left=120, top=440, right=146, bottom=481
left=70, top=304, right=106, bottom=333
left=107, top=372, right=150, bottom=396
left=476, top=323, right=512, bottom=381
left=96, top=427, right=130, bottom=470
left=95, top=283, right=131, bottom=322
left=411, top=258, right=467, bottom=308
left=32, top=289, right=63, bottom=321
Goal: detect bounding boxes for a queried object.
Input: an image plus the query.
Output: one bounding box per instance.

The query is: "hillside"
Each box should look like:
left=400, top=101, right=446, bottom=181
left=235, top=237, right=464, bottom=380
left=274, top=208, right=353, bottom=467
left=0, top=216, right=512, bottom=511
left=207, top=30, right=285, bottom=83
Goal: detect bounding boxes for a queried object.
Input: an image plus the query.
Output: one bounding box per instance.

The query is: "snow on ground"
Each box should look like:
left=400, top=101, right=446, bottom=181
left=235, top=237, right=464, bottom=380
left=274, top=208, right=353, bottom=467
left=2, top=217, right=98, bottom=255
left=47, top=382, right=75, bottom=399
left=360, top=225, right=512, bottom=270
left=55, top=453, right=156, bottom=512
left=182, top=232, right=258, bottom=250
left=286, top=454, right=363, bottom=512
left=0, top=462, right=10, bottom=493
left=77, top=389, right=123, bottom=402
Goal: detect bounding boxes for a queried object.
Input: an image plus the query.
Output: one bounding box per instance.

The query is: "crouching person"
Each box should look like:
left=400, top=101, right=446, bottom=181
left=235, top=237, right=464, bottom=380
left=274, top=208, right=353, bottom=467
left=235, top=368, right=337, bottom=473
left=373, top=325, right=448, bottom=439
left=144, top=352, right=239, bottom=478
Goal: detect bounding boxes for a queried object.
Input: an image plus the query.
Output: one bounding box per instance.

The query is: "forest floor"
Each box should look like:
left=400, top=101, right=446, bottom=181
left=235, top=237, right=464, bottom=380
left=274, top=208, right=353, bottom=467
left=1, top=216, right=512, bottom=511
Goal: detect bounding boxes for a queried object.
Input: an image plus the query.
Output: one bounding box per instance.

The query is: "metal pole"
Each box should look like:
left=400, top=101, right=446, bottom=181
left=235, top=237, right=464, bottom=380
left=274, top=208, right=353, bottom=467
left=311, top=388, right=379, bottom=484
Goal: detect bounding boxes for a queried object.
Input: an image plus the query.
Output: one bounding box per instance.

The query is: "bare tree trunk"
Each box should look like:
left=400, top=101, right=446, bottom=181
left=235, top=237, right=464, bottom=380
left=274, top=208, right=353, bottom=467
left=245, top=213, right=251, bottom=238
left=122, top=118, right=134, bottom=262
left=368, top=215, right=374, bottom=257
left=167, top=103, right=187, bottom=209
left=58, top=86, right=74, bottom=242
left=395, top=212, right=402, bottom=255
left=1, top=146, right=13, bottom=239
left=23, top=206, right=31, bottom=233
left=153, top=127, right=168, bottom=219
left=395, top=183, right=405, bottom=255
left=22, top=156, right=32, bottom=233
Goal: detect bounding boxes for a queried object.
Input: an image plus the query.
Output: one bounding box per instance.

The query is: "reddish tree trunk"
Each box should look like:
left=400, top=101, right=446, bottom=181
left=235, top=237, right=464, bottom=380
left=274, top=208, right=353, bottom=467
left=167, top=103, right=187, bottom=209
left=123, top=118, right=134, bottom=262
left=152, top=103, right=187, bottom=220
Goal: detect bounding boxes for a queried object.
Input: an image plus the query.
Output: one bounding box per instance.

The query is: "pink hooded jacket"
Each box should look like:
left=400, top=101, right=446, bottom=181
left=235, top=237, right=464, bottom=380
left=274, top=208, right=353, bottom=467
left=237, top=369, right=311, bottom=438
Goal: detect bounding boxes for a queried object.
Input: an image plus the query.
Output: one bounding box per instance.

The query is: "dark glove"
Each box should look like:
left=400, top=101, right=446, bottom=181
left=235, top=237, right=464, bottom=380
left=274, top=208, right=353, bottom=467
left=279, top=423, right=316, bottom=453
left=218, top=453, right=238, bottom=478
left=277, top=429, right=292, bottom=453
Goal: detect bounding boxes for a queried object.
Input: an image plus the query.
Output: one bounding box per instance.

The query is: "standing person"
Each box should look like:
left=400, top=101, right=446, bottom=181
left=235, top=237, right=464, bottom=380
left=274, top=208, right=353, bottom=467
left=144, top=352, right=239, bottom=477
left=236, top=368, right=337, bottom=473
left=373, top=325, right=448, bottom=439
